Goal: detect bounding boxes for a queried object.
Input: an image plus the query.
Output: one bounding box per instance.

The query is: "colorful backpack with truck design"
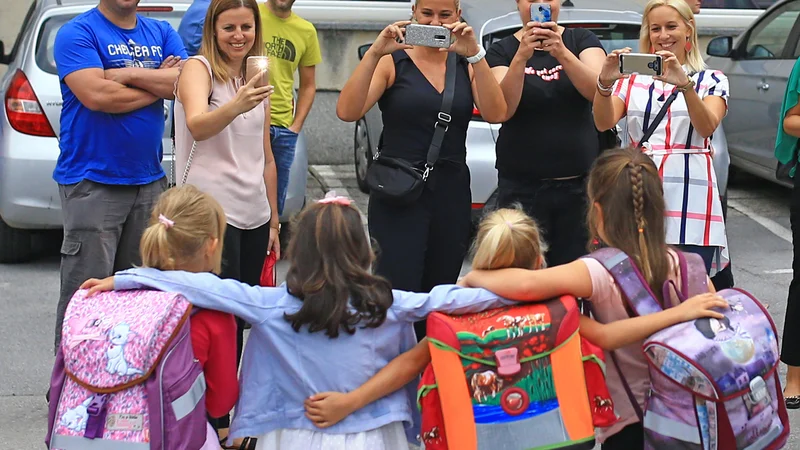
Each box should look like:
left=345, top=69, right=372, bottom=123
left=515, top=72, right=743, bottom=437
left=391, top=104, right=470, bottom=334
left=588, top=247, right=789, bottom=450
left=417, top=295, right=615, bottom=450
left=46, top=289, right=208, bottom=450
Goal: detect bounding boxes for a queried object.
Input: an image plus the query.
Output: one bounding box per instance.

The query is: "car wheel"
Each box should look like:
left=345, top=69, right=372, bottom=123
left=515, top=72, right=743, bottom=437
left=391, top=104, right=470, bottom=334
left=354, top=118, right=372, bottom=194
left=0, top=217, right=34, bottom=263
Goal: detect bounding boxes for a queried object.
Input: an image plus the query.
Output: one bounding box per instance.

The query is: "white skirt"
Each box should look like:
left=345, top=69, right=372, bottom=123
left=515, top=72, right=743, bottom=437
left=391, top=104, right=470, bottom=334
left=254, top=421, right=409, bottom=450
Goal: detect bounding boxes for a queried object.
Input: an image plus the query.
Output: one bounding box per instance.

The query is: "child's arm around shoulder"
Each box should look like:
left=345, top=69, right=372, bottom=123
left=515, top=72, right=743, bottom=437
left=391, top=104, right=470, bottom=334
left=580, top=293, right=728, bottom=350
left=305, top=340, right=431, bottom=428
left=82, top=268, right=281, bottom=325
left=390, top=285, right=516, bottom=323
left=461, top=260, right=593, bottom=301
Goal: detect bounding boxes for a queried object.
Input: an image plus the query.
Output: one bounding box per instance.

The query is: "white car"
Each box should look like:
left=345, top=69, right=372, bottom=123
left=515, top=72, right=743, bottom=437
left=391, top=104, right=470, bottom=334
left=0, top=0, right=308, bottom=263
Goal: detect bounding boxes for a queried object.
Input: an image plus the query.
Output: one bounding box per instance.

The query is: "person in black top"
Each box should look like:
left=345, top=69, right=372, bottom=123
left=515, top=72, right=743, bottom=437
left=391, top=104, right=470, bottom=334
left=487, top=0, right=606, bottom=267
left=337, top=0, right=506, bottom=339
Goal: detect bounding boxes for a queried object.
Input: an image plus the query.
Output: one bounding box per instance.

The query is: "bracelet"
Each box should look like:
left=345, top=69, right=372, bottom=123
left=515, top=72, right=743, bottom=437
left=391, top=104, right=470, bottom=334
left=676, top=79, right=696, bottom=93
left=270, top=223, right=281, bottom=231
left=597, top=76, right=614, bottom=93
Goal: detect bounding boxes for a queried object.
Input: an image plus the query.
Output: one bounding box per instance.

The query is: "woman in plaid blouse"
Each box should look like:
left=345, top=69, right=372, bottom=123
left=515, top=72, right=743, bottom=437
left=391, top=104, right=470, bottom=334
left=592, top=0, right=729, bottom=275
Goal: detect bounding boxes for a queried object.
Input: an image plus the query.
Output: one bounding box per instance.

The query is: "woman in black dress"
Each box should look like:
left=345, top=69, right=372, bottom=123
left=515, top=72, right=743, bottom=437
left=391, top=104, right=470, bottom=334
left=336, top=0, right=506, bottom=338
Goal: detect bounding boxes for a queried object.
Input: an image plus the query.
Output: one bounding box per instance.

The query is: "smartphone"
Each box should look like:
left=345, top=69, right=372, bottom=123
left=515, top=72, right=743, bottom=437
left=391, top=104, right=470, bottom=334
left=246, top=56, right=270, bottom=88
left=619, top=53, right=663, bottom=77
left=531, top=3, right=552, bottom=24
left=403, top=24, right=452, bottom=49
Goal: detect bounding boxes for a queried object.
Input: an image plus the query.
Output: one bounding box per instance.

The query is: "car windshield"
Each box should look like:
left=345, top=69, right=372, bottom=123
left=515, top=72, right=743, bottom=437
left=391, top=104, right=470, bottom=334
left=486, top=23, right=640, bottom=54
left=36, top=9, right=184, bottom=75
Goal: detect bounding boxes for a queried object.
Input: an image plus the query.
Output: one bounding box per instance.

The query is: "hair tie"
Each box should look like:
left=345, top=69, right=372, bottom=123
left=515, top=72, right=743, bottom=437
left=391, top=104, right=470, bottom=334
left=317, top=191, right=352, bottom=206
left=505, top=221, right=514, bottom=229
left=638, top=227, right=645, bottom=234
left=158, top=214, right=175, bottom=229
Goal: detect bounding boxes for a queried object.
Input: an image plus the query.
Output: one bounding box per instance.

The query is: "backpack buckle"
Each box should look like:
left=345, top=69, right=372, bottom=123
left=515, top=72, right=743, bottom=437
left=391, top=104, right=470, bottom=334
left=84, top=394, right=109, bottom=439
left=495, top=347, right=520, bottom=377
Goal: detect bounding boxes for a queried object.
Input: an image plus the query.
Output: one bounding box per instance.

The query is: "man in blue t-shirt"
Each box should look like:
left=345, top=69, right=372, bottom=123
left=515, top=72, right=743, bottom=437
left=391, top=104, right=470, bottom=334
left=177, top=0, right=210, bottom=56
left=52, top=0, right=188, bottom=353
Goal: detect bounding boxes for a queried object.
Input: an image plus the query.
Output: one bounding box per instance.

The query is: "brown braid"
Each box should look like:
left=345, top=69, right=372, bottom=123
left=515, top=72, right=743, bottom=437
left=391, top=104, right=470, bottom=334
left=629, top=162, right=653, bottom=283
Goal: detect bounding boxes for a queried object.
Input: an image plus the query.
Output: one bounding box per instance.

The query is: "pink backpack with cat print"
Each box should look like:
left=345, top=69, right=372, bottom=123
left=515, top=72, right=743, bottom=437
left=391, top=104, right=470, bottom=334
left=46, top=289, right=208, bottom=449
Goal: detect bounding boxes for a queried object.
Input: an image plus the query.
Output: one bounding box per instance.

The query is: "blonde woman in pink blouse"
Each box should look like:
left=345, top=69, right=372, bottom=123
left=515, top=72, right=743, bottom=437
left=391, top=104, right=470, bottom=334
left=172, top=0, right=278, bottom=443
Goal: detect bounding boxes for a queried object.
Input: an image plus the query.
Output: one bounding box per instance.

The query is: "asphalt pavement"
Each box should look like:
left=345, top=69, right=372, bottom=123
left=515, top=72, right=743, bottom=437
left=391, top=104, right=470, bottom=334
left=1, top=167, right=799, bottom=448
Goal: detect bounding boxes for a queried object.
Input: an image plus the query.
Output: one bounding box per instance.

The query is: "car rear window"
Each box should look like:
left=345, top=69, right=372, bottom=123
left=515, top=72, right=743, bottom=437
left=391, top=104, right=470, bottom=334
left=485, top=23, right=640, bottom=55
left=36, top=10, right=184, bottom=75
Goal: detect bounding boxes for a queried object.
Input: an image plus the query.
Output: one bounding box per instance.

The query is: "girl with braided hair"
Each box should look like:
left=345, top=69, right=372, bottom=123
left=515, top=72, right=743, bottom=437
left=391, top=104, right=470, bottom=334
left=460, top=147, right=722, bottom=449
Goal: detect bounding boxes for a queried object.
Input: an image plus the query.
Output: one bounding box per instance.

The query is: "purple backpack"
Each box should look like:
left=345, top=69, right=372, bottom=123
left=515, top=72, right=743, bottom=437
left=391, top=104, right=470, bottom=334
left=589, top=248, right=789, bottom=450
left=46, top=289, right=208, bottom=449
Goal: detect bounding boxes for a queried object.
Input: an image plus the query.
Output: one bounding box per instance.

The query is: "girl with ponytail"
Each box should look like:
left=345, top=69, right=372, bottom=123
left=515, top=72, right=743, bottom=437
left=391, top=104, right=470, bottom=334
left=460, top=147, right=724, bottom=449
left=139, top=185, right=243, bottom=450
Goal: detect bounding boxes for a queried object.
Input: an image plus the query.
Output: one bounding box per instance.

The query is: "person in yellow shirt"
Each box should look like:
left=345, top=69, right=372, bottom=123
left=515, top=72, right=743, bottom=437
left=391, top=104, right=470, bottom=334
left=260, top=0, right=322, bottom=214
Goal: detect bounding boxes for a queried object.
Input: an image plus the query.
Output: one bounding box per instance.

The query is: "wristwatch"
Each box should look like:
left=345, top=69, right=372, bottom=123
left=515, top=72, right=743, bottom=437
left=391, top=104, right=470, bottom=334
left=466, top=45, right=487, bottom=64
left=676, top=79, right=696, bottom=93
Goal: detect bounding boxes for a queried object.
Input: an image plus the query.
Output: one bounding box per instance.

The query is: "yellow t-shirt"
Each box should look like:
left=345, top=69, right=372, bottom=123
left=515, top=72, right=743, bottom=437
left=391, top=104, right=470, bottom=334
left=259, top=5, right=322, bottom=128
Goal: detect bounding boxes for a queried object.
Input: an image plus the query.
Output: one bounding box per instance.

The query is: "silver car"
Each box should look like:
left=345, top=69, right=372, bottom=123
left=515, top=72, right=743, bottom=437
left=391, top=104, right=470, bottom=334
left=0, top=0, right=308, bottom=263
left=353, top=0, right=730, bottom=222
left=706, top=0, right=800, bottom=188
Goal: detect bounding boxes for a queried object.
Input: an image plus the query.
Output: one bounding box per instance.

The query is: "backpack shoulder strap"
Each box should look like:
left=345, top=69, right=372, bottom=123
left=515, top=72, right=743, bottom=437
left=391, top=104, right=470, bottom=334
left=427, top=339, right=477, bottom=450
left=586, top=248, right=664, bottom=316
left=676, top=251, right=710, bottom=298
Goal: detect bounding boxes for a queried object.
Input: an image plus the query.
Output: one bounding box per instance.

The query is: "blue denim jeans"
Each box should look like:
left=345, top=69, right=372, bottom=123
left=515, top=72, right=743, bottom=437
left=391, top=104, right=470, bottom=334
left=270, top=125, right=298, bottom=215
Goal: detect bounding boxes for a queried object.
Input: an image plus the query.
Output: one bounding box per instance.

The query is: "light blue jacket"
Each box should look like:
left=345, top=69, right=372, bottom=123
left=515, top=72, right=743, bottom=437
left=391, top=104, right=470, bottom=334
left=114, top=268, right=514, bottom=442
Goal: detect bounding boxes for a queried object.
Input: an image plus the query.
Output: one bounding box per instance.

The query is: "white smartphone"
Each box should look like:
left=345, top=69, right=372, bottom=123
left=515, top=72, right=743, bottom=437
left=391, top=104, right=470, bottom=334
left=619, top=53, right=663, bottom=77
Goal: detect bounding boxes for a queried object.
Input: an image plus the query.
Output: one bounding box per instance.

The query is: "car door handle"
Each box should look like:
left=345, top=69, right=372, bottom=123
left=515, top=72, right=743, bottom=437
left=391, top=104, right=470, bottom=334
left=757, top=81, right=770, bottom=91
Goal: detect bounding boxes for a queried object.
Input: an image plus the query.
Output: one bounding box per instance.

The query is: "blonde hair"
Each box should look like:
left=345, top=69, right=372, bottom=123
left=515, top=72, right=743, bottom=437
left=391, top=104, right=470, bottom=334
left=640, top=0, right=704, bottom=74
left=140, top=185, right=227, bottom=274
left=199, top=0, right=265, bottom=83
left=472, top=208, right=547, bottom=271
left=413, top=0, right=461, bottom=8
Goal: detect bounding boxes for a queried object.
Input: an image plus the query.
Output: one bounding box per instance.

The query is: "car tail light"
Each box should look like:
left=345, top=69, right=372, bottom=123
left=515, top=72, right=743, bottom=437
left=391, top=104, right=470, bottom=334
left=472, top=106, right=484, bottom=121
left=472, top=203, right=484, bottom=209
left=5, top=69, right=56, bottom=137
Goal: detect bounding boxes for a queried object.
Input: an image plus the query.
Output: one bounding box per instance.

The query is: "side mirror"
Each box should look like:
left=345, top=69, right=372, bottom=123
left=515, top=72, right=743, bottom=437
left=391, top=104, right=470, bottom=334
left=0, top=41, right=7, bottom=65
left=358, top=43, right=372, bottom=61
left=707, top=36, right=733, bottom=58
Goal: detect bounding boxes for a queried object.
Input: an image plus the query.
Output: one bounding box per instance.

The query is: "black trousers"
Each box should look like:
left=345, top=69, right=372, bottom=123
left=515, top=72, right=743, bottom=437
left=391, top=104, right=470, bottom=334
left=368, top=163, right=472, bottom=340
left=782, top=183, right=800, bottom=367
left=209, top=221, right=270, bottom=430
left=602, top=423, right=643, bottom=450
left=497, top=174, right=589, bottom=267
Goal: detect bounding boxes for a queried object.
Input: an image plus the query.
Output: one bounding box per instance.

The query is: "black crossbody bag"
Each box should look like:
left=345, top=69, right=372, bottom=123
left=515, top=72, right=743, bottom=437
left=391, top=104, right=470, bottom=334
left=365, top=52, right=457, bottom=206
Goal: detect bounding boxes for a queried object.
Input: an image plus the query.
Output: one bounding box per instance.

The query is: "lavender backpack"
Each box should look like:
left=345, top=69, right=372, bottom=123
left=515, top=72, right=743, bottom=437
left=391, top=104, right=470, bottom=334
left=589, top=248, right=789, bottom=450
left=46, top=289, right=208, bottom=450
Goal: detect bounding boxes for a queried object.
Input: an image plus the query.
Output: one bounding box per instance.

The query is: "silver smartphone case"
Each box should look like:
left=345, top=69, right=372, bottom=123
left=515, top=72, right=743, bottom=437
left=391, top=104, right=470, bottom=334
left=619, top=53, right=663, bottom=76
left=403, top=24, right=452, bottom=49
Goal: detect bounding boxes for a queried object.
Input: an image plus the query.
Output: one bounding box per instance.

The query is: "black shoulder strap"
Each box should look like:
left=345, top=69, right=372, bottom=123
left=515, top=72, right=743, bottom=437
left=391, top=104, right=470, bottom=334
left=423, top=52, right=457, bottom=178
left=637, top=90, right=679, bottom=149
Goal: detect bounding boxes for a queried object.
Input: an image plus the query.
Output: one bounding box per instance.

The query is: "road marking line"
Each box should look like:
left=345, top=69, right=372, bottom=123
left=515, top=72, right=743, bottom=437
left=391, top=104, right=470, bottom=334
left=727, top=199, right=792, bottom=244
left=310, top=165, right=368, bottom=225
left=765, top=269, right=793, bottom=274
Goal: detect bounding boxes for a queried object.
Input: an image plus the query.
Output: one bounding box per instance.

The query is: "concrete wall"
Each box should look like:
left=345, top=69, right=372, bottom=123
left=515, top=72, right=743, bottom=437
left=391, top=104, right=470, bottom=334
left=0, top=0, right=32, bottom=77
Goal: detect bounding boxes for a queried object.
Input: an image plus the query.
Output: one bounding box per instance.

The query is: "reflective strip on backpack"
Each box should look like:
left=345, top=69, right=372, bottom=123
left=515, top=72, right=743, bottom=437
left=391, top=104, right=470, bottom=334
left=172, top=372, right=206, bottom=421
left=50, top=435, right=150, bottom=449
left=643, top=411, right=701, bottom=444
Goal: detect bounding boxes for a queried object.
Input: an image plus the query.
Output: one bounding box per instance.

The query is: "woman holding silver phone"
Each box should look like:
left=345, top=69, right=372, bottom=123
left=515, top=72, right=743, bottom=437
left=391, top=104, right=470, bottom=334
left=593, top=1, right=728, bottom=446
left=172, top=0, right=278, bottom=445
left=486, top=0, right=607, bottom=268
left=594, top=0, right=729, bottom=298
left=337, top=0, right=505, bottom=340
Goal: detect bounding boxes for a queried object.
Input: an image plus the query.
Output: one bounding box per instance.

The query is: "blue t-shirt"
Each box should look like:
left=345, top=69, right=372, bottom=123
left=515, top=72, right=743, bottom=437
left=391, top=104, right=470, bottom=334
left=177, top=0, right=210, bottom=57
left=53, top=8, right=188, bottom=185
